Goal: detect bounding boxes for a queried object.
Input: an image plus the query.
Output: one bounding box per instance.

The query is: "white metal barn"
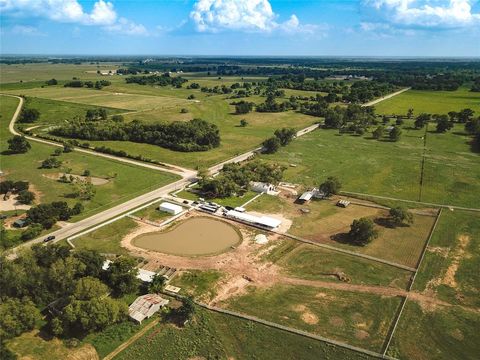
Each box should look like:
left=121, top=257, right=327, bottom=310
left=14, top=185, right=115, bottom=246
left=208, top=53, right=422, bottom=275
left=159, top=202, right=183, bottom=215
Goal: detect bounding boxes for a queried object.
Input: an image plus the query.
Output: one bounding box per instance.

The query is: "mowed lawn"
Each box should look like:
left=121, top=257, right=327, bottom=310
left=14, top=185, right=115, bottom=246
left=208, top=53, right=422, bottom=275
left=264, top=238, right=412, bottom=289
left=223, top=284, right=403, bottom=352
left=0, top=95, right=179, bottom=220
left=71, top=217, right=137, bottom=255
left=375, top=87, right=480, bottom=115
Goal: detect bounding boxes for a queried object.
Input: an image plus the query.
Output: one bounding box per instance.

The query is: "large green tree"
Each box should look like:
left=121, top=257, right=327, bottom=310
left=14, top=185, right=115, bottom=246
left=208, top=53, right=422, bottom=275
left=105, top=257, right=139, bottom=296
left=348, top=218, right=378, bottom=246
left=319, top=176, right=342, bottom=197
left=0, top=298, right=41, bottom=340
left=7, top=136, right=31, bottom=154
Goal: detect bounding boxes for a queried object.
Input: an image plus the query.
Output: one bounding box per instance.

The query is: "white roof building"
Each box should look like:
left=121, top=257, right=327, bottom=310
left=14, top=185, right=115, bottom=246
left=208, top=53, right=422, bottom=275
left=250, top=182, right=279, bottom=195
left=102, top=261, right=157, bottom=283
left=225, top=210, right=281, bottom=229
left=129, top=294, right=169, bottom=324
left=159, top=202, right=183, bottom=215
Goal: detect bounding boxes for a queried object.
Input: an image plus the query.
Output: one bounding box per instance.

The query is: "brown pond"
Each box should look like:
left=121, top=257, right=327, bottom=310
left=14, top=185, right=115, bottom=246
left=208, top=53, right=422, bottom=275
left=132, top=217, right=242, bottom=256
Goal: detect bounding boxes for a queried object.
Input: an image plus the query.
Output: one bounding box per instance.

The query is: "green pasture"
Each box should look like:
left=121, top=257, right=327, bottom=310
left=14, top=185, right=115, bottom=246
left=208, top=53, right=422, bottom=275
left=259, top=120, right=479, bottom=208
left=388, top=301, right=480, bottom=360
left=224, top=284, right=402, bottom=352
left=1, top=95, right=179, bottom=222
left=0, top=62, right=122, bottom=84
left=170, top=269, right=224, bottom=302
left=71, top=217, right=137, bottom=255
left=247, top=194, right=436, bottom=268
left=413, top=210, right=480, bottom=308
left=268, top=239, right=412, bottom=288
left=374, top=87, right=480, bottom=115
left=114, top=307, right=373, bottom=360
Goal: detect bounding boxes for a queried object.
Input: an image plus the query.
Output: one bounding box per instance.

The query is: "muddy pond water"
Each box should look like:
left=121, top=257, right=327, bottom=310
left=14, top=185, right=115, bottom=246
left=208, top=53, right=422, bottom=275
left=132, top=217, right=242, bottom=256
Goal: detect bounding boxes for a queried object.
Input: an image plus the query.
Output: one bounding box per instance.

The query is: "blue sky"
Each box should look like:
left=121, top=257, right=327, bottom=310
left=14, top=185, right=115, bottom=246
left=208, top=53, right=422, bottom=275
left=1, top=0, right=479, bottom=56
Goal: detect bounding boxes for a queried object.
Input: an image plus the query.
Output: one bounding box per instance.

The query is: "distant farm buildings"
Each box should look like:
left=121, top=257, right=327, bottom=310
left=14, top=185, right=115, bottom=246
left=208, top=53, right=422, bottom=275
left=128, top=294, right=169, bottom=324
left=159, top=202, right=183, bottom=215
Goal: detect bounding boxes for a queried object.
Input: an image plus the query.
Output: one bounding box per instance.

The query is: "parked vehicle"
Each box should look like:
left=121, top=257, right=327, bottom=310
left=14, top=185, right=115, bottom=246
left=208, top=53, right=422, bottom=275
left=44, top=235, right=56, bottom=242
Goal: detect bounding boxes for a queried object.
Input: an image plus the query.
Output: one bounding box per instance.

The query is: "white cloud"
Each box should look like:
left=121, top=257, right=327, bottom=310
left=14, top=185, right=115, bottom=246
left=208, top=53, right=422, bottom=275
left=11, top=25, right=45, bottom=36
left=364, top=0, right=480, bottom=28
left=190, top=0, right=320, bottom=34
left=105, top=18, right=148, bottom=36
left=0, top=0, right=145, bottom=35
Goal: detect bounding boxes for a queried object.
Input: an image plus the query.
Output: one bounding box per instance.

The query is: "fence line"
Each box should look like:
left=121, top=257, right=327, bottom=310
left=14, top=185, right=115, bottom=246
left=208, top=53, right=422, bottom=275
left=381, top=208, right=443, bottom=356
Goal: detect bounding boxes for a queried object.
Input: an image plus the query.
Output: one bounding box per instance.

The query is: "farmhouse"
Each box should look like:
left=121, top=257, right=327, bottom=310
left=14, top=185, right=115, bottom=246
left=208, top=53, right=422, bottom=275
left=250, top=181, right=279, bottom=195
left=225, top=210, right=281, bottom=229
left=128, top=294, right=169, bottom=324
left=159, top=202, right=183, bottom=215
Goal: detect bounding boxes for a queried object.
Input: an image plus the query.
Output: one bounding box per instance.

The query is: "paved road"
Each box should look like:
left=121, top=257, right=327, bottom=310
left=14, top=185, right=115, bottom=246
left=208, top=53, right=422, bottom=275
left=362, top=87, right=411, bottom=107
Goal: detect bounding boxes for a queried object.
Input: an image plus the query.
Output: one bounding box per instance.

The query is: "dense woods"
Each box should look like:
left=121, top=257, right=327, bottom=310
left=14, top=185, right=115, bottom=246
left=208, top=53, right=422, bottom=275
left=125, top=73, right=187, bottom=87
left=50, top=119, right=221, bottom=152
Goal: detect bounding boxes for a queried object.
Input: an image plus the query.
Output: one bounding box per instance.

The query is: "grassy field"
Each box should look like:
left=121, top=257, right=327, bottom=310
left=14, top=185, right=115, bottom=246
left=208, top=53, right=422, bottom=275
left=387, top=301, right=480, bottom=360
left=0, top=95, right=179, bottom=222
left=170, top=269, right=224, bottom=302
left=72, top=217, right=138, bottom=255
left=375, top=87, right=480, bottom=115
left=268, top=239, right=412, bottom=289
left=247, top=195, right=435, bottom=268
left=18, top=96, right=126, bottom=129
left=4, top=81, right=316, bottom=169
left=224, top=284, right=402, bottom=352
left=175, top=188, right=259, bottom=208
left=131, top=203, right=173, bottom=223
left=413, top=210, right=480, bottom=308
left=6, top=330, right=99, bottom=360
left=114, top=307, right=376, bottom=360
left=0, top=62, right=121, bottom=84
left=259, top=120, right=479, bottom=208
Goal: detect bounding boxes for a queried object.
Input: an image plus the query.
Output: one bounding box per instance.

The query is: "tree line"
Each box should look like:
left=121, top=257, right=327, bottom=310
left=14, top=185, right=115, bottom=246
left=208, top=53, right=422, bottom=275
left=198, top=160, right=285, bottom=198
left=50, top=118, right=221, bottom=152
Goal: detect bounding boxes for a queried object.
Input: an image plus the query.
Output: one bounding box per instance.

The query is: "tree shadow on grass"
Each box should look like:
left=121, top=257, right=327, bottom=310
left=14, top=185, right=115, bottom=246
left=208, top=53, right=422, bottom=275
left=330, top=232, right=353, bottom=245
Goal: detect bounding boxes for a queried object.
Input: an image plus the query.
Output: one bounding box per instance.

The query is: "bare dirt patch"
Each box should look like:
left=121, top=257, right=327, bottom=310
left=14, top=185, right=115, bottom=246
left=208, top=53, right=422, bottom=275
left=354, top=329, right=370, bottom=340
left=301, top=311, right=319, bottom=325
left=442, top=235, right=470, bottom=288
left=329, top=316, right=345, bottom=327
left=0, top=195, right=31, bottom=211
left=42, top=173, right=109, bottom=186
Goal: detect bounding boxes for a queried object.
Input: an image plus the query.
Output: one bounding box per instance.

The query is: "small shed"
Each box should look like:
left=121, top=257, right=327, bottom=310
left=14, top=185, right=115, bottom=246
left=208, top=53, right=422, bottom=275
left=159, top=202, right=183, bottom=215
left=13, top=219, right=27, bottom=228
left=336, top=200, right=351, bottom=208
left=298, top=191, right=313, bottom=203
left=128, top=294, right=169, bottom=324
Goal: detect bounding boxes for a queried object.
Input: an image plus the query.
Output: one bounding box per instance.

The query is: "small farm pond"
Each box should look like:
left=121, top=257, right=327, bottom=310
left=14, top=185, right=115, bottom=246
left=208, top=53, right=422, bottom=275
left=132, top=217, right=242, bottom=256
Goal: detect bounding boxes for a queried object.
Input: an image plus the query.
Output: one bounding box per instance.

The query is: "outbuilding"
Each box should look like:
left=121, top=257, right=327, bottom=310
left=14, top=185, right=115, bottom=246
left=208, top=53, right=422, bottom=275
left=250, top=182, right=279, bottom=195
left=13, top=219, right=27, bottom=228
left=129, top=294, right=169, bottom=324
left=158, top=202, right=183, bottom=215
